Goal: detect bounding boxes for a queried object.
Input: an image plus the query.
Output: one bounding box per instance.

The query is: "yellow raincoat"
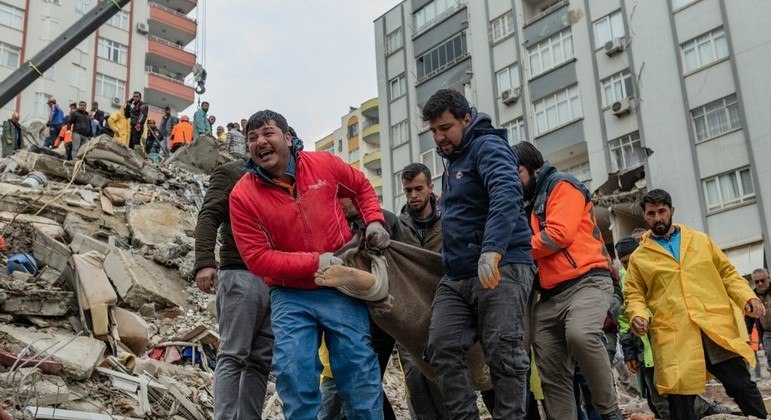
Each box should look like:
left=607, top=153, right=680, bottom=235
left=624, top=224, right=755, bottom=395
left=107, top=106, right=129, bottom=147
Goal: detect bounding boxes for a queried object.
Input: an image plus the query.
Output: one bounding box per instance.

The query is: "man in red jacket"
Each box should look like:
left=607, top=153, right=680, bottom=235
left=229, top=110, right=390, bottom=419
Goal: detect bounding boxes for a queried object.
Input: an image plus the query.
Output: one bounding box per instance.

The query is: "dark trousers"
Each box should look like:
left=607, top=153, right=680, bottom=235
left=667, top=356, right=767, bottom=419
left=45, top=124, right=60, bottom=147
left=427, top=263, right=534, bottom=420
left=370, top=318, right=396, bottom=420
left=129, top=128, right=141, bottom=149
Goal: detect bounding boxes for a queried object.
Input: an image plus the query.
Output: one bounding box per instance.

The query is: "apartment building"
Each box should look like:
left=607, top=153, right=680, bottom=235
left=0, top=0, right=199, bottom=125
left=314, top=97, right=383, bottom=202
left=374, top=0, right=770, bottom=273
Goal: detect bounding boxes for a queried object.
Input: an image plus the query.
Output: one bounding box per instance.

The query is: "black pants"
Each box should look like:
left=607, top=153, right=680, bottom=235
left=667, top=356, right=766, bottom=419
left=129, top=128, right=141, bottom=149
left=427, top=264, right=534, bottom=420
left=370, top=317, right=397, bottom=420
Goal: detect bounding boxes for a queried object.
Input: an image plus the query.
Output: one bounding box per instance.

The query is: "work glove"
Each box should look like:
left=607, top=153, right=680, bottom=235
left=477, top=252, right=502, bottom=289
left=318, top=252, right=343, bottom=272
left=365, top=221, right=390, bottom=250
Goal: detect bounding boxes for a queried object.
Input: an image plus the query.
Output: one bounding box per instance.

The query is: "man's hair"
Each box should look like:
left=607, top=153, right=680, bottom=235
left=421, top=89, right=471, bottom=122
left=511, top=141, right=544, bottom=173
left=753, top=268, right=769, bottom=277
left=245, top=110, right=289, bottom=134
left=78, top=101, right=87, bottom=106
left=69, top=103, right=77, bottom=108
left=92, top=101, right=98, bottom=106
left=226, top=122, right=235, bottom=130
left=201, top=101, right=209, bottom=107
left=288, top=126, right=297, bottom=138
left=640, top=189, right=673, bottom=210
left=133, top=91, right=141, bottom=98
left=402, top=163, right=432, bottom=182
left=164, top=106, right=170, bottom=111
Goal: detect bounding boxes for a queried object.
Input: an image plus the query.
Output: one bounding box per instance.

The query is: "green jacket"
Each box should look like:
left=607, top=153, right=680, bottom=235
left=396, top=195, right=442, bottom=253
left=618, top=268, right=654, bottom=367
left=2, top=118, right=19, bottom=157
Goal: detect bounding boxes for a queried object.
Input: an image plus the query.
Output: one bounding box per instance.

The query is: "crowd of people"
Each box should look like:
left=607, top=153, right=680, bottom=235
left=0, top=94, right=253, bottom=161
left=192, top=87, right=770, bottom=420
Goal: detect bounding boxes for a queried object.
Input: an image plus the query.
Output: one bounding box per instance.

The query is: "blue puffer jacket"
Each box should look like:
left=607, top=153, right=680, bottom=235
left=439, top=110, right=532, bottom=280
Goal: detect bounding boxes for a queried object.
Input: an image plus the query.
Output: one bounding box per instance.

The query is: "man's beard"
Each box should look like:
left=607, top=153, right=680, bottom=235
left=651, top=218, right=672, bottom=236
left=522, top=173, right=536, bottom=201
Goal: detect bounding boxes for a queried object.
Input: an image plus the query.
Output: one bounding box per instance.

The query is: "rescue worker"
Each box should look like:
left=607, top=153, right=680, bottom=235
left=2, top=112, right=21, bottom=157
left=53, top=123, right=73, bottom=160
left=170, top=115, right=193, bottom=153
left=625, top=189, right=767, bottom=419
left=107, top=105, right=130, bottom=147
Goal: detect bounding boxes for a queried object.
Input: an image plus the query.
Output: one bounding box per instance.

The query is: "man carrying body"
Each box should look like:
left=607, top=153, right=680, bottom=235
left=229, top=110, right=389, bottom=419
left=194, top=152, right=272, bottom=419
left=124, top=92, right=148, bottom=150
left=625, top=189, right=767, bottom=419
left=512, top=141, right=621, bottom=420
left=423, top=89, right=534, bottom=419
left=194, top=101, right=211, bottom=138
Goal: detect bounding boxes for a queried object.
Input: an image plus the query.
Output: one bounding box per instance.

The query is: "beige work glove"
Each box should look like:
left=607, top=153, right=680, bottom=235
left=478, top=252, right=502, bottom=289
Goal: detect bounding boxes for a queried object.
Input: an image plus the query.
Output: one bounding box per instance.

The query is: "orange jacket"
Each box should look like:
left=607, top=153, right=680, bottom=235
left=170, top=121, right=193, bottom=148
left=53, top=124, right=72, bottom=147
left=531, top=181, right=609, bottom=289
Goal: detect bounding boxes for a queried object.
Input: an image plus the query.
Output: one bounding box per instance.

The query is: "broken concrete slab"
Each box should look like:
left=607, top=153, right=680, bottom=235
left=132, top=357, right=201, bottom=384
left=0, top=289, right=74, bottom=316
left=0, top=211, right=65, bottom=240
left=113, top=307, right=150, bottom=356
left=127, top=202, right=193, bottom=248
left=21, top=375, right=70, bottom=406
left=63, top=213, right=130, bottom=248
left=69, top=233, right=113, bottom=256
left=72, top=251, right=117, bottom=310
left=77, top=135, right=164, bottom=184
left=32, top=226, right=72, bottom=272
left=0, top=324, right=106, bottom=380
left=11, top=150, right=110, bottom=187
left=164, top=136, right=219, bottom=174
left=102, top=247, right=187, bottom=309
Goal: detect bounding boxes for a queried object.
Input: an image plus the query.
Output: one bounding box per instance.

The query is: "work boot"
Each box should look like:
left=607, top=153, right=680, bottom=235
left=600, top=408, right=623, bottom=420
left=702, top=400, right=732, bottom=416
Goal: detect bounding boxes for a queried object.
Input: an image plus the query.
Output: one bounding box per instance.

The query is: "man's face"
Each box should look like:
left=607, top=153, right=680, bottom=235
left=164, top=108, right=171, bottom=116
left=208, top=116, right=216, bottom=124
left=216, top=127, right=224, bottom=135
left=247, top=120, right=292, bottom=176
left=643, top=203, right=675, bottom=236
left=78, top=102, right=87, bottom=112
left=202, top=103, right=209, bottom=112
left=11, top=113, right=19, bottom=122
left=753, top=272, right=770, bottom=294
left=241, top=119, right=247, bottom=129
left=619, top=254, right=631, bottom=270
left=132, top=93, right=141, bottom=102
left=430, top=110, right=470, bottom=155
left=91, top=103, right=98, bottom=111
left=402, top=172, right=433, bottom=214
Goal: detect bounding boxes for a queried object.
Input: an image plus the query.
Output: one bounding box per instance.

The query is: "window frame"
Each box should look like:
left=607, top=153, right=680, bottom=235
left=0, top=41, right=20, bottom=68
left=390, top=120, right=409, bottom=148
left=71, top=65, right=86, bottom=90
left=385, top=28, right=403, bottom=55
left=389, top=75, right=406, bottom=100
left=490, top=11, right=514, bottom=43
left=97, top=37, right=128, bottom=65
left=601, top=70, right=634, bottom=107
left=0, top=2, right=24, bottom=30
left=691, top=94, right=740, bottom=142
left=107, top=9, right=129, bottom=30
left=593, top=10, right=625, bottom=48
left=75, top=0, right=92, bottom=14
left=502, top=118, right=525, bottom=146
left=703, top=167, right=755, bottom=212
left=348, top=148, right=360, bottom=162
left=681, top=28, right=728, bottom=74
left=565, top=161, right=591, bottom=182
left=414, top=0, right=461, bottom=33
left=528, top=29, right=574, bottom=77
left=608, top=131, right=646, bottom=173
left=420, top=149, right=444, bottom=182
left=496, top=64, right=521, bottom=97
left=95, top=73, right=126, bottom=100
left=416, top=32, right=467, bottom=82
left=533, top=85, right=582, bottom=136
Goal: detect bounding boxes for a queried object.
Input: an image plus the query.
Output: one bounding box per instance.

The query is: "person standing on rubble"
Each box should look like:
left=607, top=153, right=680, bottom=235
left=2, top=112, right=21, bottom=157
left=108, top=105, right=130, bottom=147
left=125, top=91, right=148, bottom=150
left=159, top=106, right=179, bottom=154
left=194, top=145, right=272, bottom=419
left=170, top=116, right=193, bottom=153
left=422, top=89, right=535, bottom=419
left=229, top=109, right=389, bottom=419
left=226, top=122, right=246, bottom=160
left=44, top=98, right=64, bottom=148
left=194, top=101, right=211, bottom=139
left=69, top=101, right=93, bottom=158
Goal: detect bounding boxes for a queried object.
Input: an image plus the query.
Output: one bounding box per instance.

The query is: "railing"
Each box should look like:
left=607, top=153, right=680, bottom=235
left=416, top=51, right=470, bottom=84
left=149, top=1, right=197, bottom=22
left=145, top=65, right=188, bottom=84
left=524, top=0, right=568, bottom=26
left=148, top=35, right=195, bottom=54
left=363, top=119, right=379, bottom=129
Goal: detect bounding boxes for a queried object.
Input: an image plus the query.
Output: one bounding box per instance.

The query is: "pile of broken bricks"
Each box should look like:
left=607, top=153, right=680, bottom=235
left=0, top=127, right=229, bottom=419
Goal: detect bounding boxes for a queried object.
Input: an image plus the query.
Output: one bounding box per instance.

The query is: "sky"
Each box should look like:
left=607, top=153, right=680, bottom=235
left=181, top=0, right=402, bottom=150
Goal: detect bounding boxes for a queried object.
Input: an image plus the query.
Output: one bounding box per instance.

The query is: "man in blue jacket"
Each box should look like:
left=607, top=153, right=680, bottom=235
left=424, top=89, right=535, bottom=419
left=44, top=98, right=64, bottom=148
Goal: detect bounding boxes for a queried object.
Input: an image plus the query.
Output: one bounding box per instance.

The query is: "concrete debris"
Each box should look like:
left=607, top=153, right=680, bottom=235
left=33, top=225, right=72, bottom=272
left=112, top=307, right=150, bottom=356
left=103, top=247, right=188, bottom=309
left=77, top=135, right=164, bottom=184
left=127, top=202, right=194, bottom=248
left=0, top=288, right=74, bottom=316
left=164, top=136, right=220, bottom=174
left=0, top=211, right=65, bottom=240
left=23, top=407, right=143, bottom=420
left=69, top=233, right=113, bottom=256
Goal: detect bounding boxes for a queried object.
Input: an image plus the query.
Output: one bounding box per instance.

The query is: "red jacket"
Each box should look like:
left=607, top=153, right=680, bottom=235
left=229, top=151, right=384, bottom=289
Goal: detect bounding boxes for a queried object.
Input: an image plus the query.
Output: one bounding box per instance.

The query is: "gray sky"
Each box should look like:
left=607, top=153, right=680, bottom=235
left=182, top=0, right=401, bottom=149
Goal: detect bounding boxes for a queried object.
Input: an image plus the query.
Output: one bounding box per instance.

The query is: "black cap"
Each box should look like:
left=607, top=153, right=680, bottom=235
left=615, top=236, right=639, bottom=259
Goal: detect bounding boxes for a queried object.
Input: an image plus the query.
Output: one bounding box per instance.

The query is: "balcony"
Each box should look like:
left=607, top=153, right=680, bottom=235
left=145, top=67, right=195, bottom=112
left=362, top=121, right=380, bottom=145
left=360, top=98, right=379, bottom=119
left=149, top=2, right=196, bottom=46
left=363, top=150, right=382, bottom=170
left=150, top=0, right=196, bottom=15
left=370, top=176, right=382, bottom=189
left=146, top=36, right=195, bottom=78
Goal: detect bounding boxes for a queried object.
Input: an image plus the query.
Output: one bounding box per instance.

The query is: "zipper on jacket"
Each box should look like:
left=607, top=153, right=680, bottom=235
left=263, top=179, right=312, bottom=250
left=562, top=249, right=578, bottom=269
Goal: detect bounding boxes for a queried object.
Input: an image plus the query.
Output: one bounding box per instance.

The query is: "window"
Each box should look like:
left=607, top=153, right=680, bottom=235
left=533, top=85, right=581, bottom=135
left=391, top=120, right=409, bottom=147
left=385, top=28, right=403, bottom=55
left=420, top=149, right=443, bottom=180
left=496, top=64, right=520, bottom=97
left=673, top=0, right=699, bottom=9
left=71, top=65, right=86, bottom=90
left=681, top=28, right=728, bottom=73
left=75, top=0, right=91, bottom=14
left=566, top=161, right=591, bottom=182
left=601, top=70, right=633, bottom=107
left=107, top=9, right=129, bottom=30
left=348, top=148, right=360, bottom=162
left=704, top=168, right=755, bottom=212
left=415, top=0, right=460, bottom=32
left=95, top=73, right=126, bottom=100
left=416, top=32, right=467, bottom=81
left=609, top=131, right=646, bottom=172
left=41, top=17, right=60, bottom=41
left=691, top=94, right=740, bottom=142
left=502, top=118, right=525, bottom=146
left=347, top=123, right=359, bottom=138
left=0, top=41, right=20, bottom=68
left=34, top=92, right=52, bottom=118
left=491, top=11, right=514, bottom=43
left=97, top=37, right=128, bottom=65
left=528, top=30, right=574, bottom=77
left=0, top=2, right=24, bottom=30
left=43, top=64, right=55, bottom=81
left=393, top=171, right=403, bottom=197
left=593, top=10, right=625, bottom=47
left=389, top=75, right=406, bottom=100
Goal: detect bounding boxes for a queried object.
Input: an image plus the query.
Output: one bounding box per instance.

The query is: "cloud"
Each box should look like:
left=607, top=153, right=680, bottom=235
left=183, top=0, right=401, bottom=149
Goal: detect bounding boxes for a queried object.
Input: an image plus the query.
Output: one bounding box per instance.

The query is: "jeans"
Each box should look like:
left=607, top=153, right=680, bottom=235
left=214, top=270, right=273, bottom=420
left=45, top=123, right=60, bottom=148
left=270, top=287, right=383, bottom=420
left=71, top=132, right=89, bottom=159
left=427, top=263, right=534, bottom=420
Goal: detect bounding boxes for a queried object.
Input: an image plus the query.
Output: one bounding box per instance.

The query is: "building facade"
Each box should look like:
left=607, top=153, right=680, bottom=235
left=314, top=97, right=383, bottom=202
left=374, top=0, right=770, bottom=273
left=0, top=0, right=198, bottom=125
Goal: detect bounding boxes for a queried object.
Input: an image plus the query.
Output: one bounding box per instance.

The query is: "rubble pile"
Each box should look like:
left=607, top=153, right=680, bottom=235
left=0, top=133, right=222, bottom=419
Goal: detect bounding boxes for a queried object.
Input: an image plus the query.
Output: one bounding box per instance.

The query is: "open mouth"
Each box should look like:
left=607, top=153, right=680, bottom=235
left=257, top=150, right=275, bottom=159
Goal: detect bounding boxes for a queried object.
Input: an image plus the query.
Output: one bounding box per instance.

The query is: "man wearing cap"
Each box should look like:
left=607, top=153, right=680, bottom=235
left=170, top=115, right=193, bottom=153
left=44, top=98, right=64, bottom=148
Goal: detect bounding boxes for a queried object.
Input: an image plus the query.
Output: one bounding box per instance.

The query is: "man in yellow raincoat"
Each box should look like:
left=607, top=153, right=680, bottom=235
left=624, top=189, right=767, bottom=420
left=107, top=105, right=129, bottom=147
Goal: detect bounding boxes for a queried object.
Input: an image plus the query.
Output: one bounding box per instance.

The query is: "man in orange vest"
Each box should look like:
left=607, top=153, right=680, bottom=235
left=53, top=124, right=73, bottom=160
left=170, top=115, right=193, bottom=153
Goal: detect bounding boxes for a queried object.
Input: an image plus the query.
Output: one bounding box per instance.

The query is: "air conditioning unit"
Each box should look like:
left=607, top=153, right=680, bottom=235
left=611, top=97, right=633, bottom=116
left=604, top=37, right=624, bottom=56
left=111, top=97, right=122, bottom=108
left=501, top=87, right=521, bottom=105
left=136, top=22, right=149, bottom=34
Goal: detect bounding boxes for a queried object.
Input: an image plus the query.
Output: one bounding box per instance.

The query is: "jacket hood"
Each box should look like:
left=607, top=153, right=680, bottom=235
left=534, top=161, right=557, bottom=193
left=399, top=193, right=440, bottom=224
left=436, top=109, right=498, bottom=160
left=244, top=135, right=305, bottom=184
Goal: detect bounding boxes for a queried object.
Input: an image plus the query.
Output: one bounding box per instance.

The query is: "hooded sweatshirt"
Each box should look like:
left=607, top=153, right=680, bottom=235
left=438, top=109, right=532, bottom=280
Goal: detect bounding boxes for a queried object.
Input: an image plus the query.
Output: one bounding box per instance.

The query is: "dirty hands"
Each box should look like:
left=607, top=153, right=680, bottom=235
left=365, top=221, right=390, bottom=250
left=631, top=316, right=649, bottom=336
left=625, top=360, right=639, bottom=374
left=745, top=298, right=766, bottom=318
left=478, top=252, right=502, bottom=289
left=318, top=252, right=343, bottom=272
left=195, top=267, right=218, bottom=294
